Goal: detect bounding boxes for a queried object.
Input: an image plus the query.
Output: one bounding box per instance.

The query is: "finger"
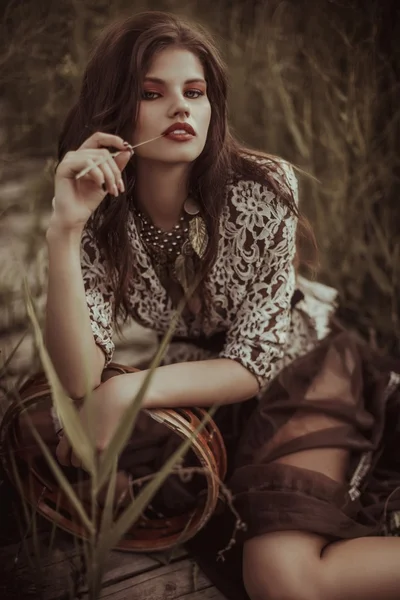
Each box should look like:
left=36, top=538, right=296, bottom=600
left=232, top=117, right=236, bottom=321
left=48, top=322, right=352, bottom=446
left=84, top=149, right=120, bottom=181
left=107, top=154, right=126, bottom=194
left=56, top=435, right=72, bottom=466
left=80, top=132, right=128, bottom=152
left=113, top=148, right=134, bottom=176
left=97, top=156, right=119, bottom=196
left=76, top=147, right=131, bottom=185
left=57, top=152, right=106, bottom=184
left=82, top=158, right=106, bottom=189
left=90, top=149, right=128, bottom=193
left=100, top=153, right=124, bottom=195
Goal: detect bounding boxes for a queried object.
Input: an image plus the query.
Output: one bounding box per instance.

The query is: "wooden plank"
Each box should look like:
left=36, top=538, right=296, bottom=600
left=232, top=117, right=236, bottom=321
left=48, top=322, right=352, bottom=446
left=0, top=526, right=187, bottom=572
left=40, top=548, right=160, bottom=600
left=147, top=544, right=188, bottom=566
left=0, top=510, right=200, bottom=600
left=0, top=530, right=77, bottom=574
left=180, top=587, right=227, bottom=600
left=97, top=558, right=212, bottom=600
left=43, top=551, right=164, bottom=600
left=101, top=551, right=160, bottom=587
left=1, top=527, right=164, bottom=600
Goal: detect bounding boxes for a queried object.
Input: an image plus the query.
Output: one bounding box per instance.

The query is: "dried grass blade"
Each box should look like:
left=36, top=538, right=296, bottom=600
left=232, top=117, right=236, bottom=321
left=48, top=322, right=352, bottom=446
left=87, top=459, right=118, bottom=597
left=98, top=458, right=117, bottom=543
left=8, top=444, right=31, bottom=529
left=24, top=279, right=96, bottom=474
left=96, top=298, right=185, bottom=490
left=0, top=329, right=28, bottom=379
left=75, top=134, right=164, bottom=179
left=27, top=421, right=94, bottom=535
left=47, top=491, right=61, bottom=556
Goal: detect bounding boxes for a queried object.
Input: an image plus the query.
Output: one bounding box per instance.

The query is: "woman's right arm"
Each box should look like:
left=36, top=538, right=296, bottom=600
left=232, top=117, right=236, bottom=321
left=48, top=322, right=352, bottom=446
left=45, top=224, right=106, bottom=399
left=45, top=132, right=132, bottom=398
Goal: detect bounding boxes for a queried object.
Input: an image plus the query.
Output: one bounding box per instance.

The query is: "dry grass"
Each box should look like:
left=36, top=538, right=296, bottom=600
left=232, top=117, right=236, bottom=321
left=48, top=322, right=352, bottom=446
left=0, top=1, right=398, bottom=596
left=0, top=0, right=398, bottom=355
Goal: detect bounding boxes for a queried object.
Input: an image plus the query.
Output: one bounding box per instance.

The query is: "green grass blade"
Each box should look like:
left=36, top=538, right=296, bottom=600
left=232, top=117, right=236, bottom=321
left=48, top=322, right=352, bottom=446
left=23, top=278, right=96, bottom=474
left=99, top=406, right=217, bottom=557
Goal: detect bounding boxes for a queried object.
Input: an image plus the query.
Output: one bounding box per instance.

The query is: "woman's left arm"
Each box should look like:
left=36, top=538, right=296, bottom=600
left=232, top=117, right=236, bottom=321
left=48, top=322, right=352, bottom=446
left=56, top=358, right=257, bottom=466
left=108, top=357, right=259, bottom=410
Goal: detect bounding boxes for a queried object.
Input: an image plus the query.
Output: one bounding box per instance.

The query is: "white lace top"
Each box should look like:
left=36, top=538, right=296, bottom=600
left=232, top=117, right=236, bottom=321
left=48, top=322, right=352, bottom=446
left=81, top=160, right=338, bottom=391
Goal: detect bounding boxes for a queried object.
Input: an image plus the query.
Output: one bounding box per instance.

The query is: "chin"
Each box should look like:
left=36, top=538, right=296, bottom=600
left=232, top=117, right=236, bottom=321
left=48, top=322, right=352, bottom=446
left=148, top=149, right=202, bottom=164
left=165, top=153, right=200, bottom=164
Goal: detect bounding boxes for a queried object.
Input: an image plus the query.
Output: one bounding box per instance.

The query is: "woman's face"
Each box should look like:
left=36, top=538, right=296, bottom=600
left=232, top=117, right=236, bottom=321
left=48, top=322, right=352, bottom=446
left=132, top=47, right=212, bottom=164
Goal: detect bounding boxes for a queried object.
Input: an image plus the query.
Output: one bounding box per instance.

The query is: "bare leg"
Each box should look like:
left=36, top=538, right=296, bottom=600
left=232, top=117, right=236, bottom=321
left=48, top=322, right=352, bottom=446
left=244, top=529, right=400, bottom=600
left=242, top=408, right=400, bottom=600
left=322, top=535, right=400, bottom=600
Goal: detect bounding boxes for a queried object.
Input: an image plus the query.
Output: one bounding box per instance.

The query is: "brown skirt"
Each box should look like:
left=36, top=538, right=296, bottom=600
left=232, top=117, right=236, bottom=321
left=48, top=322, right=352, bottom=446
left=187, top=329, right=400, bottom=600
left=5, top=329, right=400, bottom=600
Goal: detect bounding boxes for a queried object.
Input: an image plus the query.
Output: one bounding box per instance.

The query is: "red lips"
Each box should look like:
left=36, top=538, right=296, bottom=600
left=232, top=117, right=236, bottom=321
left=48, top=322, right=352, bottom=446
left=162, top=122, right=196, bottom=136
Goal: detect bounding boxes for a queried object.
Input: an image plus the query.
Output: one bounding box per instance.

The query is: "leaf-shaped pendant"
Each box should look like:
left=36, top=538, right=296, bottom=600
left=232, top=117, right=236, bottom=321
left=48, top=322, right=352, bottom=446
left=189, top=216, right=208, bottom=258
left=174, top=253, right=202, bottom=315
left=184, top=254, right=196, bottom=289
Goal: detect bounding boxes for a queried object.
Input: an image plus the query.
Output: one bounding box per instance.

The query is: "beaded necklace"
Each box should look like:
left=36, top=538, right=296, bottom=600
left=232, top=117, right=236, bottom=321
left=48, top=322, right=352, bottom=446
left=134, top=210, right=189, bottom=263
left=133, top=197, right=208, bottom=314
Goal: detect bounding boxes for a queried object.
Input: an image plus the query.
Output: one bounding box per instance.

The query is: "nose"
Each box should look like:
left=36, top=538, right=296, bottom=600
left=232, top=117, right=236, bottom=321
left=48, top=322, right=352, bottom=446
left=168, top=93, right=190, bottom=119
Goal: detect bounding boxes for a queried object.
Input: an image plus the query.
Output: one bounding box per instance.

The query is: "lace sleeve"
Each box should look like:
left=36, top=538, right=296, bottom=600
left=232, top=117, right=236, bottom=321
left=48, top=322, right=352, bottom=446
left=81, top=227, right=115, bottom=365
left=219, top=163, right=298, bottom=388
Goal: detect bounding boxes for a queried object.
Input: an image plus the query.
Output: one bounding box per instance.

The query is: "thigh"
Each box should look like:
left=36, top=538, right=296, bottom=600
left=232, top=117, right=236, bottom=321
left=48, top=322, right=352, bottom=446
left=271, top=417, right=350, bottom=483
left=241, top=409, right=351, bottom=599
left=243, top=530, right=327, bottom=600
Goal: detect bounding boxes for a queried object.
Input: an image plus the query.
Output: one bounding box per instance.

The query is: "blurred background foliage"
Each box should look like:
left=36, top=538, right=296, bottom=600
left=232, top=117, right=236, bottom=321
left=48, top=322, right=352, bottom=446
left=0, top=0, right=399, bottom=357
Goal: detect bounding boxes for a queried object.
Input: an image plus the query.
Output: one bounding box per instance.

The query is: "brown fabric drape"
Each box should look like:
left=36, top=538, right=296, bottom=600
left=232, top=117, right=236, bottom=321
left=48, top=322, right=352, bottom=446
left=188, top=330, right=400, bottom=600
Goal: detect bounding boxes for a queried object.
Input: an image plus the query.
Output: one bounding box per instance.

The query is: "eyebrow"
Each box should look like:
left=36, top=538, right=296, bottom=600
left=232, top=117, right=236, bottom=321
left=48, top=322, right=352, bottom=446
left=143, top=77, right=207, bottom=85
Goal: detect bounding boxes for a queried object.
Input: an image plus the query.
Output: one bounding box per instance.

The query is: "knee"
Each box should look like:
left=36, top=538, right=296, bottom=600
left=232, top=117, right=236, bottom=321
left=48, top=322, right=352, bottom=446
left=243, top=533, right=324, bottom=600
left=244, top=569, right=322, bottom=600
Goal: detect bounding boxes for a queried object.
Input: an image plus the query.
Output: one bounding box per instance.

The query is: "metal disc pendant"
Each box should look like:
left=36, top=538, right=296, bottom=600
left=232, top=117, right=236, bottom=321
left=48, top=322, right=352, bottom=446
left=183, top=196, right=200, bottom=216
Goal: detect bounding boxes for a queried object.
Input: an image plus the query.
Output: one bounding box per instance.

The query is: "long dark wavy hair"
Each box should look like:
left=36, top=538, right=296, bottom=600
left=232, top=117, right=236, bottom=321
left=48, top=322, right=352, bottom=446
left=57, top=10, right=316, bottom=325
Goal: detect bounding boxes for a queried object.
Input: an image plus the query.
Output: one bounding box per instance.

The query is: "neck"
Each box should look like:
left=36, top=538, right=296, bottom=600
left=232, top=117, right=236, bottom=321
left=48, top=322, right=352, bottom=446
left=134, top=159, right=191, bottom=231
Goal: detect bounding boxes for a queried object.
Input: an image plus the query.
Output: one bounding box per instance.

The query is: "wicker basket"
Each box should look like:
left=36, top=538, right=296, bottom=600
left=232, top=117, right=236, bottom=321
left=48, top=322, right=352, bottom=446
left=0, top=363, right=227, bottom=551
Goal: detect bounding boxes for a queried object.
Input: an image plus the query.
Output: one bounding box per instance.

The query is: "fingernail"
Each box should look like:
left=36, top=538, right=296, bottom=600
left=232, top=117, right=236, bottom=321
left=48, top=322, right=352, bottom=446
left=118, top=178, right=125, bottom=192
left=113, top=184, right=119, bottom=196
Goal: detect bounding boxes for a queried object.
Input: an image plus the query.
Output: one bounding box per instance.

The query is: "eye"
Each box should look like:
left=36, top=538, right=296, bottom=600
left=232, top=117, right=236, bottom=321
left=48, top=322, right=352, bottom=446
left=185, top=89, right=204, bottom=99
left=142, top=91, right=160, bottom=100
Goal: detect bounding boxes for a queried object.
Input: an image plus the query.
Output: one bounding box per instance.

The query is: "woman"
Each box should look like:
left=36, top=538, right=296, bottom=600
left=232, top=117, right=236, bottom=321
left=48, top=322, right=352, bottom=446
left=45, top=10, right=400, bottom=600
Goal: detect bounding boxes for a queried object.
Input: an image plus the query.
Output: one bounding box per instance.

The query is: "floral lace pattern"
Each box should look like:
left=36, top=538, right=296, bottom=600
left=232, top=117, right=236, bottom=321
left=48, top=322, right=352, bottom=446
left=80, top=159, right=338, bottom=389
